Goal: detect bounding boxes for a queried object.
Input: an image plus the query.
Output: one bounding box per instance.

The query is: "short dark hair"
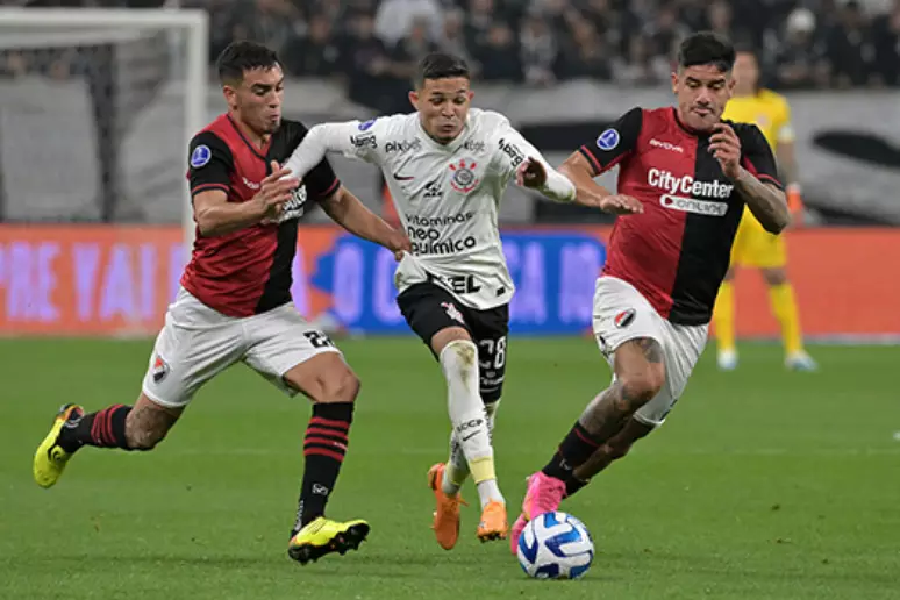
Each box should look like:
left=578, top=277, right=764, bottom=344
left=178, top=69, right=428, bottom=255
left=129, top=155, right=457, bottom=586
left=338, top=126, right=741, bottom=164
left=677, top=31, right=736, bottom=72
left=415, top=51, right=470, bottom=88
left=216, top=41, right=280, bottom=84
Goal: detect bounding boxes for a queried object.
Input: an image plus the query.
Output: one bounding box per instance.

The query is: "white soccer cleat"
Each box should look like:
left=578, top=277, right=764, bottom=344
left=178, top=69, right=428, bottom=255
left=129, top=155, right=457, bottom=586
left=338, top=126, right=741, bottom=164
left=717, top=350, right=738, bottom=371
left=786, top=351, right=818, bottom=372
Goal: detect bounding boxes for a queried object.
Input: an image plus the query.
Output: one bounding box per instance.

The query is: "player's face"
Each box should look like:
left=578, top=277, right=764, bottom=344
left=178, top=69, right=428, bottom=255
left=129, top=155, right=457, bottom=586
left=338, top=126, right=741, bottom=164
left=732, top=52, right=759, bottom=95
left=671, top=64, right=735, bottom=131
left=224, top=65, right=284, bottom=136
left=409, top=77, right=473, bottom=143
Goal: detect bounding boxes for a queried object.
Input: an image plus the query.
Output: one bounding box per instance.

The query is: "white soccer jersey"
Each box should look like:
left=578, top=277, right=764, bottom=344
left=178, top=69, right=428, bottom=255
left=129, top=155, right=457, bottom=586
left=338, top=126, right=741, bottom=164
left=284, top=108, right=573, bottom=310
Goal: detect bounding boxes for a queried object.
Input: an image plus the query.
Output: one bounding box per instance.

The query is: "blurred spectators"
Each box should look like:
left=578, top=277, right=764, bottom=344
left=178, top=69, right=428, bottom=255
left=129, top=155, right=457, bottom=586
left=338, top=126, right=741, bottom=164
left=4, top=0, right=900, bottom=113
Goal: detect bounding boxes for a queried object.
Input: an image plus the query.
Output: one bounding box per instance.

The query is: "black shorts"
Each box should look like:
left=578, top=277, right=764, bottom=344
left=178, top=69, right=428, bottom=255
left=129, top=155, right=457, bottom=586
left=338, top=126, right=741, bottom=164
left=397, top=282, right=509, bottom=403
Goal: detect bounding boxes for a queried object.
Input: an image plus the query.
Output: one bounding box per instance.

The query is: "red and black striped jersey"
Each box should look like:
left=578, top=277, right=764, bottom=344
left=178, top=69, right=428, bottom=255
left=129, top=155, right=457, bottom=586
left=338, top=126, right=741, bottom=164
left=181, top=114, right=340, bottom=317
left=579, top=106, right=782, bottom=325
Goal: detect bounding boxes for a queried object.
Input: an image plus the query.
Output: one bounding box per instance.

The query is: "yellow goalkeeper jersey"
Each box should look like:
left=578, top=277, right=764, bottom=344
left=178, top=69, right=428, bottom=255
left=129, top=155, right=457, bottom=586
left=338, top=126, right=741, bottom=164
left=722, top=88, right=793, bottom=155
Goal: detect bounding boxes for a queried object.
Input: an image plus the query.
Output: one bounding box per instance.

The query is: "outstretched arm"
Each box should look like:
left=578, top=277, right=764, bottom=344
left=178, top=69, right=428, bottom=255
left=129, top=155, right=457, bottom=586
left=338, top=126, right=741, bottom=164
left=320, top=186, right=410, bottom=258
left=284, top=119, right=381, bottom=180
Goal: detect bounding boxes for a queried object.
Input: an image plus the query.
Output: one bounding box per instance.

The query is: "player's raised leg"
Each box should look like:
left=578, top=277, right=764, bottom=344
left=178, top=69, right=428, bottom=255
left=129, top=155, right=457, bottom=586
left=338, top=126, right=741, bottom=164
left=33, top=394, right=183, bottom=488
left=761, top=267, right=817, bottom=371
left=33, top=289, right=241, bottom=488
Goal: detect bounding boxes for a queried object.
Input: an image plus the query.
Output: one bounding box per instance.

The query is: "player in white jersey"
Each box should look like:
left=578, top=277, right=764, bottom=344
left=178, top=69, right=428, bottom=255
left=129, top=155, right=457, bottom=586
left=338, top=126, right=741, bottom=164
left=284, top=52, right=641, bottom=550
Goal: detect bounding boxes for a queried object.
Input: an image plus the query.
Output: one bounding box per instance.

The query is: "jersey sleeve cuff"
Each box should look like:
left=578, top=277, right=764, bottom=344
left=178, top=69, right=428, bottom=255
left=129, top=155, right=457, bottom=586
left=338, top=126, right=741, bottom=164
left=756, top=173, right=784, bottom=190
left=578, top=145, right=603, bottom=175
left=311, top=178, right=341, bottom=201
left=191, top=183, right=229, bottom=195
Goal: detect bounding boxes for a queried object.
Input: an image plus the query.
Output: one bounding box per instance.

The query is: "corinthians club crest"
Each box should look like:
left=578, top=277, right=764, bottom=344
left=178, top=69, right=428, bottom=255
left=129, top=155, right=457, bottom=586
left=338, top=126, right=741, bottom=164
left=449, top=158, right=480, bottom=193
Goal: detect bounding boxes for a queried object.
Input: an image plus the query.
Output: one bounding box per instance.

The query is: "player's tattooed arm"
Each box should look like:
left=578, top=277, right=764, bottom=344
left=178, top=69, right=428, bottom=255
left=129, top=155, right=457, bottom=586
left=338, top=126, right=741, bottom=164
left=734, top=169, right=790, bottom=234
left=711, top=123, right=790, bottom=234
left=321, top=186, right=410, bottom=257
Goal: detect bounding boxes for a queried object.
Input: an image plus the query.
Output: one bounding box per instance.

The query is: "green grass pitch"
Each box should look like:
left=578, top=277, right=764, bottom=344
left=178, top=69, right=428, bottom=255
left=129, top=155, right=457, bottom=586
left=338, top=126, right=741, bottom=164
left=1, top=337, right=899, bottom=599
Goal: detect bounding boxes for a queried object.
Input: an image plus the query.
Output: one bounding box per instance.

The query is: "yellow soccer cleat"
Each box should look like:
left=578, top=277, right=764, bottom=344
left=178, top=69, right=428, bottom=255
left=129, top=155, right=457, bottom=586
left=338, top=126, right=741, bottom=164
left=287, top=517, right=370, bottom=565
left=34, top=403, right=84, bottom=488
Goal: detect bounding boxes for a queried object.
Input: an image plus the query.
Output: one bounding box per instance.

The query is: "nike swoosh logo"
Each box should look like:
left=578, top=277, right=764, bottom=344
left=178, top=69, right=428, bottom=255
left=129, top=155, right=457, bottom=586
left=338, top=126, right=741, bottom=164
left=393, top=173, right=414, bottom=180
left=462, top=432, right=478, bottom=442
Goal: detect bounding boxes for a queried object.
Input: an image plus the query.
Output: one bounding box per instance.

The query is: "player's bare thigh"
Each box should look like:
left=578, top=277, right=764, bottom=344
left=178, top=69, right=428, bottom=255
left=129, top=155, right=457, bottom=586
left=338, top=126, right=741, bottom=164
left=126, top=393, right=183, bottom=450
left=611, top=338, right=666, bottom=410
left=283, top=352, right=360, bottom=404
left=430, top=326, right=473, bottom=355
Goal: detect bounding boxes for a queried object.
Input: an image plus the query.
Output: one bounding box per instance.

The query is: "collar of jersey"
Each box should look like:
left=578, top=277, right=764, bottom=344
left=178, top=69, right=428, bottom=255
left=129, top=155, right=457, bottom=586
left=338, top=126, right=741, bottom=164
left=416, top=115, right=471, bottom=153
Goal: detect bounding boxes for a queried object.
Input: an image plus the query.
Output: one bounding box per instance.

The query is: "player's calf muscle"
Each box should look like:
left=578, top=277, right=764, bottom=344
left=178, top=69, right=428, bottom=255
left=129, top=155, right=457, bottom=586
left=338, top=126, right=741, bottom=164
left=125, top=395, right=181, bottom=450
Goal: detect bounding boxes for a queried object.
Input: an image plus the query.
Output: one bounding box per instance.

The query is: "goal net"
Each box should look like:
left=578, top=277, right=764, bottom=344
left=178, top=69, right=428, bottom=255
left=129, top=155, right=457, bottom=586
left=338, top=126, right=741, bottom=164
left=0, top=8, right=207, bottom=232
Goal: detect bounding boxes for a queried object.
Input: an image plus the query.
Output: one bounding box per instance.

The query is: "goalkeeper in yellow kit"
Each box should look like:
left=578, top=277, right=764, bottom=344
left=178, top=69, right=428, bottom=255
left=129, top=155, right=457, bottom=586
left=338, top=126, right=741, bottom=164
left=713, top=49, right=817, bottom=371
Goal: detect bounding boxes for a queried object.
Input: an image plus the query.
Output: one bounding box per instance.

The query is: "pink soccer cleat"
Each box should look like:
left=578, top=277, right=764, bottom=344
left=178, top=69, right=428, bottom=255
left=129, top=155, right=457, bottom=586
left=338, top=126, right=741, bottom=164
left=509, top=472, right=566, bottom=554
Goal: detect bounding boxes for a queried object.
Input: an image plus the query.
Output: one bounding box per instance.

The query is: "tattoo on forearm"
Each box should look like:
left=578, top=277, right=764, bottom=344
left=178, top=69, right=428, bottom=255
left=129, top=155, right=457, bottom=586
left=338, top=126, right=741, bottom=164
left=735, top=171, right=789, bottom=233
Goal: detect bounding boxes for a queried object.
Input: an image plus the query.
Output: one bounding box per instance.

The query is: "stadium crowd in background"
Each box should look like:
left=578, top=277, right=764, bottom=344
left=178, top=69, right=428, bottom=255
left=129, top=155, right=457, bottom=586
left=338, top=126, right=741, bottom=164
left=6, top=0, right=900, bottom=93
left=192, top=0, right=900, bottom=107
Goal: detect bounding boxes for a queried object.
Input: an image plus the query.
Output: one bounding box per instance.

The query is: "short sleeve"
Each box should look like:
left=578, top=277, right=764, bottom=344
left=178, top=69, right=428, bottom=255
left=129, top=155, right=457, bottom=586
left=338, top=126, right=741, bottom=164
left=491, top=118, right=545, bottom=180
left=303, top=157, right=341, bottom=201
left=739, top=124, right=784, bottom=189
left=578, top=107, right=643, bottom=175
left=188, top=131, right=233, bottom=196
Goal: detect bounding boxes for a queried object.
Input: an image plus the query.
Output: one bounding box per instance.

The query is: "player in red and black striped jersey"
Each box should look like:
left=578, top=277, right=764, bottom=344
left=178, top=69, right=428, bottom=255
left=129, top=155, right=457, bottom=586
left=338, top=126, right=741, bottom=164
left=510, top=32, right=791, bottom=549
left=32, top=41, right=409, bottom=565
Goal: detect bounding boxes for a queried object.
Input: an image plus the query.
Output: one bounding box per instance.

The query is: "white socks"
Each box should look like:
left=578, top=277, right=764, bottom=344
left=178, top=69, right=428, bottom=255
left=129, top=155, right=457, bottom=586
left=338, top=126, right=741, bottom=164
left=439, top=341, right=504, bottom=508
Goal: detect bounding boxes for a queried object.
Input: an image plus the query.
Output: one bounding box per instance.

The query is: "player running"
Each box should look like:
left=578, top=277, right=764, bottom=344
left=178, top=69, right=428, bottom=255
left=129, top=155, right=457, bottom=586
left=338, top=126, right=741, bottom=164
left=32, top=41, right=409, bottom=565
left=712, top=47, right=817, bottom=372
left=508, top=32, right=792, bottom=551
left=283, top=51, right=640, bottom=550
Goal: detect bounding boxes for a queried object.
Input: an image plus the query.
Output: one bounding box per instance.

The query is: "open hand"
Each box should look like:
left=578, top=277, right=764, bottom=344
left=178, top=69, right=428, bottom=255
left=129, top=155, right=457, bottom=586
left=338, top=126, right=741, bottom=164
left=576, top=193, right=643, bottom=214
left=515, top=157, right=547, bottom=189
left=709, top=123, right=742, bottom=180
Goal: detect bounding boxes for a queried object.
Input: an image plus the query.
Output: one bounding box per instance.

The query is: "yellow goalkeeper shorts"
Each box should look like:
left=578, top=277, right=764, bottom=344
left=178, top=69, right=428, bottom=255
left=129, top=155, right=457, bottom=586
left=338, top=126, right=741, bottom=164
left=730, top=207, right=787, bottom=269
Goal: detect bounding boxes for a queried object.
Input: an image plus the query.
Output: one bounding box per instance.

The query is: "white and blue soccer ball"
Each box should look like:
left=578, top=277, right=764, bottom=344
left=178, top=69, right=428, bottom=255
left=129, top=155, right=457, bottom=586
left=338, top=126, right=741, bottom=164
left=516, top=512, right=594, bottom=580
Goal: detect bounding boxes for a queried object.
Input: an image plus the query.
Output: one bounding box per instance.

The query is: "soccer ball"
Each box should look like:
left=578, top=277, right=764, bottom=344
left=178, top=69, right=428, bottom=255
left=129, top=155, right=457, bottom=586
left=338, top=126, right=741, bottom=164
left=516, top=512, right=594, bottom=580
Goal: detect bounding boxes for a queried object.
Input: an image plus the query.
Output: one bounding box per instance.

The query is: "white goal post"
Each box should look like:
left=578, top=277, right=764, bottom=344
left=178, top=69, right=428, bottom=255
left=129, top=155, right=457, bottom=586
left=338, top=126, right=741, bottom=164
left=0, top=7, right=208, bottom=250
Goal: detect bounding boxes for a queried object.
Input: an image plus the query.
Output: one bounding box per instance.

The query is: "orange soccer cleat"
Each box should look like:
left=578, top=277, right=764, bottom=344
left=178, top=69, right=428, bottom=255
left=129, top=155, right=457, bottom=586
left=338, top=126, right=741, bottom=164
left=476, top=500, right=508, bottom=543
left=428, top=463, right=467, bottom=550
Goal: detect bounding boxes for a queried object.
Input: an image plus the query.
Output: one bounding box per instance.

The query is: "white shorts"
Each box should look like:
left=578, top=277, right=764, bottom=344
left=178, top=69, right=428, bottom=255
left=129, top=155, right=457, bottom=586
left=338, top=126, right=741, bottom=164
left=141, top=288, right=342, bottom=408
left=592, top=276, right=708, bottom=426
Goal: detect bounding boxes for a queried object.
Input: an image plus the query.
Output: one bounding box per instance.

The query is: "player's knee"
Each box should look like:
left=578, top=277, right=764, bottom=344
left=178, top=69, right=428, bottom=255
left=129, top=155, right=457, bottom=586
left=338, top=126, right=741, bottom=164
left=317, top=368, right=361, bottom=404
left=619, top=366, right=664, bottom=409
